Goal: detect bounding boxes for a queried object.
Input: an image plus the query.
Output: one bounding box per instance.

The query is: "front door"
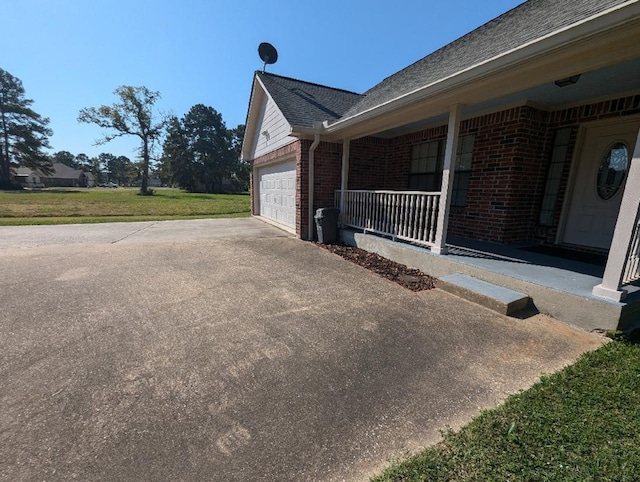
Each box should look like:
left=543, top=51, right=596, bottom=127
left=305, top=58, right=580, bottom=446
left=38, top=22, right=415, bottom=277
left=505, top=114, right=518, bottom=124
left=563, top=119, right=639, bottom=250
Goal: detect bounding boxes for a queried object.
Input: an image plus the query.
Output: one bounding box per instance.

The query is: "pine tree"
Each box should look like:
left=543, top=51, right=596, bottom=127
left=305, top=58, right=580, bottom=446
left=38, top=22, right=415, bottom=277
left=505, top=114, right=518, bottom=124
left=0, top=68, right=53, bottom=189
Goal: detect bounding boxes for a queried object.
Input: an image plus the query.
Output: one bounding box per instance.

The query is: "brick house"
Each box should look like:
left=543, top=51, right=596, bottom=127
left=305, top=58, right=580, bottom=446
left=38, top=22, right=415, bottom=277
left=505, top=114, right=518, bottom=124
left=242, top=0, right=640, bottom=330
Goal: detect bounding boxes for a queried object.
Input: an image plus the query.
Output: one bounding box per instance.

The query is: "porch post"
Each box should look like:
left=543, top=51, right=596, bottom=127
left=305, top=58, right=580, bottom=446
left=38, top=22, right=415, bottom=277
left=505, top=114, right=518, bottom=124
left=592, top=128, right=640, bottom=302
left=432, top=103, right=463, bottom=255
left=340, top=138, right=350, bottom=221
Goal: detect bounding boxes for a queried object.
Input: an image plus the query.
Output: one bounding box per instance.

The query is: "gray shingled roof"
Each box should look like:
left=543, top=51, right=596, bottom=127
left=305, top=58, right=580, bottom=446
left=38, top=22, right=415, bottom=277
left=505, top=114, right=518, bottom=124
left=336, top=0, right=631, bottom=122
left=256, top=71, right=363, bottom=129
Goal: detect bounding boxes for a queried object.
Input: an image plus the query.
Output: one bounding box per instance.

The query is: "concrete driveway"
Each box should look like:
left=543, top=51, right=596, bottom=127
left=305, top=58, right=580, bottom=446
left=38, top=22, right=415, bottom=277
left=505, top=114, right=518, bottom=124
left=0, top=218, right=604, bottom=481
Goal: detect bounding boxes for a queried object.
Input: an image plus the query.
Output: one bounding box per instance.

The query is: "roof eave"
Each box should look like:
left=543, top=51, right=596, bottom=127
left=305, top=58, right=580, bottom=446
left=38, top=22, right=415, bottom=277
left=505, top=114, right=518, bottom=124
left=240, top=74, right=263, bottom=161
left=324, top=1, right=640, bottom=140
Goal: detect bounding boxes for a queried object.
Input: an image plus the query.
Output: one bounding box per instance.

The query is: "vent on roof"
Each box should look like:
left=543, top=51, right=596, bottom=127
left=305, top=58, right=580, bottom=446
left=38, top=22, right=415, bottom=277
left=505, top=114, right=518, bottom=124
left=258, top=42, right=278, bottom=73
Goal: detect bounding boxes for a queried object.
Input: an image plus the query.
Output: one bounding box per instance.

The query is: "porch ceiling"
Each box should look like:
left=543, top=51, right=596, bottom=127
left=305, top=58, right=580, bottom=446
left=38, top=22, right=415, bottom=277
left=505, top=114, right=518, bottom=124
left=375, top=57, right=640, bottom=139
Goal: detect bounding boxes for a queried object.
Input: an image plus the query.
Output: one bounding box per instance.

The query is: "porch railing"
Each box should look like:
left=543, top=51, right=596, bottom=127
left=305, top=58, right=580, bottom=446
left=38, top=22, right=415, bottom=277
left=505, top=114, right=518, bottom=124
left=335, top=190, right=441, bottom=247
left=622, top=207, right=640, bottom=285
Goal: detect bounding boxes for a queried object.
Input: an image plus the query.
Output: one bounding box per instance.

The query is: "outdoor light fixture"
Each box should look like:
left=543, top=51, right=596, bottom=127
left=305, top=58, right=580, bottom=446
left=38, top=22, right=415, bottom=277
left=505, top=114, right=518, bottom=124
left=555, top=74, right=581, bottom=87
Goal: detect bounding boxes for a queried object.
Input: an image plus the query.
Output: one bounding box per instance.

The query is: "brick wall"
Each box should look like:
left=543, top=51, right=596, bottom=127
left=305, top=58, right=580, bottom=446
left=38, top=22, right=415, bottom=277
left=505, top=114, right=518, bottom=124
left=448, top=106, right=552, bottom=243
left=345, top=93, right=640, bottom=245
left=297, top=139, right=343, bottom=240
left=349, top=137, right=389, bottom=189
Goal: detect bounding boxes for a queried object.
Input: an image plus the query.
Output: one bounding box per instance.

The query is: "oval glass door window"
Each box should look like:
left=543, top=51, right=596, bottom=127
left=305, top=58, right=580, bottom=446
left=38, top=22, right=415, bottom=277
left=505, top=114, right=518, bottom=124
left=597, top=142, right=629, bottom=200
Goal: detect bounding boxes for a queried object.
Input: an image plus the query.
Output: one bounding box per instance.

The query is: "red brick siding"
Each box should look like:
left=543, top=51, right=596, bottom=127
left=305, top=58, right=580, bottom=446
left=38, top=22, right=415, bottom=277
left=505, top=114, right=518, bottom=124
left=298, top=139, right=343, bottom=240
left=448, top=106, right=552, bottom=243
left=349, top=137, right=389, bottom=189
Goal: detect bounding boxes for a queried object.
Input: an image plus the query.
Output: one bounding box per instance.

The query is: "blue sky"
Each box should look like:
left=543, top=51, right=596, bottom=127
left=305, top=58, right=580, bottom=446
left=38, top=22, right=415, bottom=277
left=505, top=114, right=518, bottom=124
left=5, top=0, right=523, bottom=160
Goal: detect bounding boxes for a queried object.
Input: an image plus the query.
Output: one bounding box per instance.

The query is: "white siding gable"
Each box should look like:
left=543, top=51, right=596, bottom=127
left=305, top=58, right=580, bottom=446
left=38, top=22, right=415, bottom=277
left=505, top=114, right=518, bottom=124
left=250, top=92, right=295, bottom=159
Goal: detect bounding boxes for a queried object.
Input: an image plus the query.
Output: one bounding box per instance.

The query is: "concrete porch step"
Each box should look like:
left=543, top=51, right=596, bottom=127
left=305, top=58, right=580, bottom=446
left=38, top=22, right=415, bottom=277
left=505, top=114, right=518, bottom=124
left=438, top=273, right=530, bottom=316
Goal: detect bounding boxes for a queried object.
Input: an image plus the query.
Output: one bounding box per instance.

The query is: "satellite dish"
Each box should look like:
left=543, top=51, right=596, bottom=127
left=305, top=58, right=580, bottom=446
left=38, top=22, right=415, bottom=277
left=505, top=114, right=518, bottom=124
left=258, top=42, right=278, bottom=72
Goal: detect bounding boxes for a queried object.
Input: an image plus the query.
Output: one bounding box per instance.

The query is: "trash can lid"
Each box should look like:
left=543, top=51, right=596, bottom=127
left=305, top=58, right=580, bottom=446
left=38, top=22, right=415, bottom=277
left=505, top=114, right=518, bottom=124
left=315, top=207, right=339, bottom=216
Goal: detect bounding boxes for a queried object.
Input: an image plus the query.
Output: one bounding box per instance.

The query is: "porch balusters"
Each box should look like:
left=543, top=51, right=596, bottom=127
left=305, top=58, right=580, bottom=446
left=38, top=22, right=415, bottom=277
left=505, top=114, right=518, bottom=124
left=335, top=190, right=441, bottom=247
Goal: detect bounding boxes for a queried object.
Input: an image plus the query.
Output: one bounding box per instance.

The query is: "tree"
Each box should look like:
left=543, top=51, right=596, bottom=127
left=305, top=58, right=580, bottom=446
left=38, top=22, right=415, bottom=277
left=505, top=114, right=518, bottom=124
left=0, top=68, right=53, bottom=189
left=162, top=104, right=237, bottom=193
left=51, top=150, right=77, bottom=168
left=110, top=155, right=132, bottom=185
left=75, top=153, right=92, bottom=171
left=229, top=124, right=248, bottom=191
left=78, top=85, right=166, bottom=195
left=97, top=153, right=116, bottom=182
left=162, top=115, right=196, bottom=191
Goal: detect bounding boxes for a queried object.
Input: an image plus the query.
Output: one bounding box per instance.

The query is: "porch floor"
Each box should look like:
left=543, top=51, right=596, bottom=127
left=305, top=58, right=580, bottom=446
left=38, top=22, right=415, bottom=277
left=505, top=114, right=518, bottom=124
left=340, top=229, right=640, bottom=332
left=445, top=236, right=640, bottom=302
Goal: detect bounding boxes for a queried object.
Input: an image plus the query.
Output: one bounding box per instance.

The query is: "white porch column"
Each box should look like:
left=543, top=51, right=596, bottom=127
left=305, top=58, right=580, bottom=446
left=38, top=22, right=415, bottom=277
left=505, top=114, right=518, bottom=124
left=432, top=103, right=463, bottom=255
left=592, top=128, right=640, bottom=302
left=339, top=139, right=350, bottom=222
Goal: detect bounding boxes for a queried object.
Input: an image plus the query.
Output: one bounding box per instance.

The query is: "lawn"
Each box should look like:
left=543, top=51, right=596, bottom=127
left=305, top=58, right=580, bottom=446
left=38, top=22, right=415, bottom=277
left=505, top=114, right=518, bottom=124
left=0, top=187, right=251, bottom=225
left=373, top=332, right=640, bottom=482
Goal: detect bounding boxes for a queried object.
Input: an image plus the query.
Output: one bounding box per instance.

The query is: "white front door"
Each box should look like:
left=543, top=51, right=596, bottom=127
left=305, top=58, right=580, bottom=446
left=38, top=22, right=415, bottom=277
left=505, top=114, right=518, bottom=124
left=257, top=160, right=297, bottom=230
left=563, top=119, right=640, bottom=250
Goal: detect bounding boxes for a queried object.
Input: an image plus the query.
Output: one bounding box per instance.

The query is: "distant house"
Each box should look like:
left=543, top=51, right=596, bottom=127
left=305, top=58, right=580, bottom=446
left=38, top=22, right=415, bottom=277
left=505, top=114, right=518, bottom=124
left=13, top=167, right=44, bottom=188
left=13, top=163, right=95, bottom=188
left=242, top=0, right=640, bottom=331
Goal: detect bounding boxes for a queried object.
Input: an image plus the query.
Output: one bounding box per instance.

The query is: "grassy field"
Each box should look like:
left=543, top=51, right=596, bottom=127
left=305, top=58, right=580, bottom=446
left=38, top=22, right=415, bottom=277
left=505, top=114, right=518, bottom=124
left=0, top=187, right=250, bottom=225
left=373, top=333, right=640, bottom=482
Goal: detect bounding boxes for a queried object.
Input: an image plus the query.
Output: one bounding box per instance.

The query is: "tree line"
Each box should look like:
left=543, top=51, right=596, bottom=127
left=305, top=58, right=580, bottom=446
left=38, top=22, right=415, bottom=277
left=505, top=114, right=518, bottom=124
left=48, top=150, right=155, bottom=186
left=0, top=67, right=247, bottom=194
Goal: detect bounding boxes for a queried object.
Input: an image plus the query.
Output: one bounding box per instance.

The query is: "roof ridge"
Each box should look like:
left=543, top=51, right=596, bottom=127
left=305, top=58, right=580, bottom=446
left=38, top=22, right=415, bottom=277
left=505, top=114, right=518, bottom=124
left=257, top=71, right=362, bottom=96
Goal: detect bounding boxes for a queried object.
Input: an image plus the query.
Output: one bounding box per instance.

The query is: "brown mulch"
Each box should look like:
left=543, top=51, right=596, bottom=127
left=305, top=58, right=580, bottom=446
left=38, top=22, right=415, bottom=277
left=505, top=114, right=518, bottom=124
left=318, top=243, right=437, bottom=291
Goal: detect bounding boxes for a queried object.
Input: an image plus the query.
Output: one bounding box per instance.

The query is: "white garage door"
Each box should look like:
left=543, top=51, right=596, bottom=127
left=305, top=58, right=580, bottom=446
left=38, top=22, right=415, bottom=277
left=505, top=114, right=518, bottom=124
left=258, top=161, right=296, bottom=229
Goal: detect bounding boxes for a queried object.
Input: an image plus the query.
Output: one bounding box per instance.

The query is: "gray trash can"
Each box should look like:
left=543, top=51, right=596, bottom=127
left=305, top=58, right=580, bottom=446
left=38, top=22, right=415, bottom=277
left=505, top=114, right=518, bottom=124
left=314, top=207, right=340, bottom=244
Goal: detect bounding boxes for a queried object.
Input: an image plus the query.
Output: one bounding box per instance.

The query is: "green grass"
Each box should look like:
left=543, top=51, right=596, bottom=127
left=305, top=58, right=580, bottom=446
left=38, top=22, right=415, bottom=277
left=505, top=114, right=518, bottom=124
left=373, top=333, right=640, bottom=482
left=0, top=187, right=250, bottom=225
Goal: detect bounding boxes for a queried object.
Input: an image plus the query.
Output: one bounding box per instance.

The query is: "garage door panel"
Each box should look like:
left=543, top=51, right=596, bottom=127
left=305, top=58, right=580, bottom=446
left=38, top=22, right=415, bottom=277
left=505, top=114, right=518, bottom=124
left=258, top=161, right=296, bottom=230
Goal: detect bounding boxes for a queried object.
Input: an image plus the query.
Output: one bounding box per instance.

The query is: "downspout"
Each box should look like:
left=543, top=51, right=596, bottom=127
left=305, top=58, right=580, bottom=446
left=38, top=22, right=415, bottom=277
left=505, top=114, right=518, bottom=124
left=307, top=132, right=321, bottom=240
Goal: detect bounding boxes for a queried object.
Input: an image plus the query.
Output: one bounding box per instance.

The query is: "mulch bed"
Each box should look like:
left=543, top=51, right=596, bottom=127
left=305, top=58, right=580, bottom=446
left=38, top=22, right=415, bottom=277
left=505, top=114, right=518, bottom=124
left=318, top=243, right=437, bottom=291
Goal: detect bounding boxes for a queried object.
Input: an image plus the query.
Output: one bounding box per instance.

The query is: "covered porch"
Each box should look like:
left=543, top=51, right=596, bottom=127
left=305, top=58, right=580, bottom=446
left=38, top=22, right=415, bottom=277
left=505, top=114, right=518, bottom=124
left=331, top=112, right=640, bottom=331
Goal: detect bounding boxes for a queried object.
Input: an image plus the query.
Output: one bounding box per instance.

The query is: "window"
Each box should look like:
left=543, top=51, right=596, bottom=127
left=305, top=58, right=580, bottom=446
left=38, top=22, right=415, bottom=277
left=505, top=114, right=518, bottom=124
left=539, top=128, right=571, bottom=226
left=409, top=139, right=443, bottom=191
left=597, top=142, right=629, bottom=200
left=408, top=135, right=475, bottom=206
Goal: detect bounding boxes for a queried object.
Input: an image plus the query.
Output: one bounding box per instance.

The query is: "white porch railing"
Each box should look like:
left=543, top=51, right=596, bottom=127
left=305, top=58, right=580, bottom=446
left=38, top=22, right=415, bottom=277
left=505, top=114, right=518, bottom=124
left=622, top=206, right=640, bottom=285
left=335, top=190, right=441, bottom=246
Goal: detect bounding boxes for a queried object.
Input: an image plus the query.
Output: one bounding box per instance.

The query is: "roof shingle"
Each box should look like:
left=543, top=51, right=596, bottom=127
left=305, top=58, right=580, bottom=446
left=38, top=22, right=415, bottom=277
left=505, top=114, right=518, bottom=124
left=339, top=0, right=630, bottom=121
left=257, top=71, right=362, bottom=129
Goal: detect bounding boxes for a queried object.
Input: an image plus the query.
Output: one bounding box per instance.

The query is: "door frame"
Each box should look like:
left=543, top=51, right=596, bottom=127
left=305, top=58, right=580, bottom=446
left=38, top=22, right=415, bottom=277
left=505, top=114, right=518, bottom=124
left=556, top=114, right=640, bottom=247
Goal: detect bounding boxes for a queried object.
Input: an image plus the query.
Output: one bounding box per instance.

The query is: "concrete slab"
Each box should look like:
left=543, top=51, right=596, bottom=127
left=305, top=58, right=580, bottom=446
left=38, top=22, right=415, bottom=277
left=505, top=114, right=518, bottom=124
left=439, top=273, right=530, bottom=316
left=0, top=217, right=290, bottom=249
left=0, top=220, right=605, bottom=481
left=341, top=229, right=638, bottom=331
